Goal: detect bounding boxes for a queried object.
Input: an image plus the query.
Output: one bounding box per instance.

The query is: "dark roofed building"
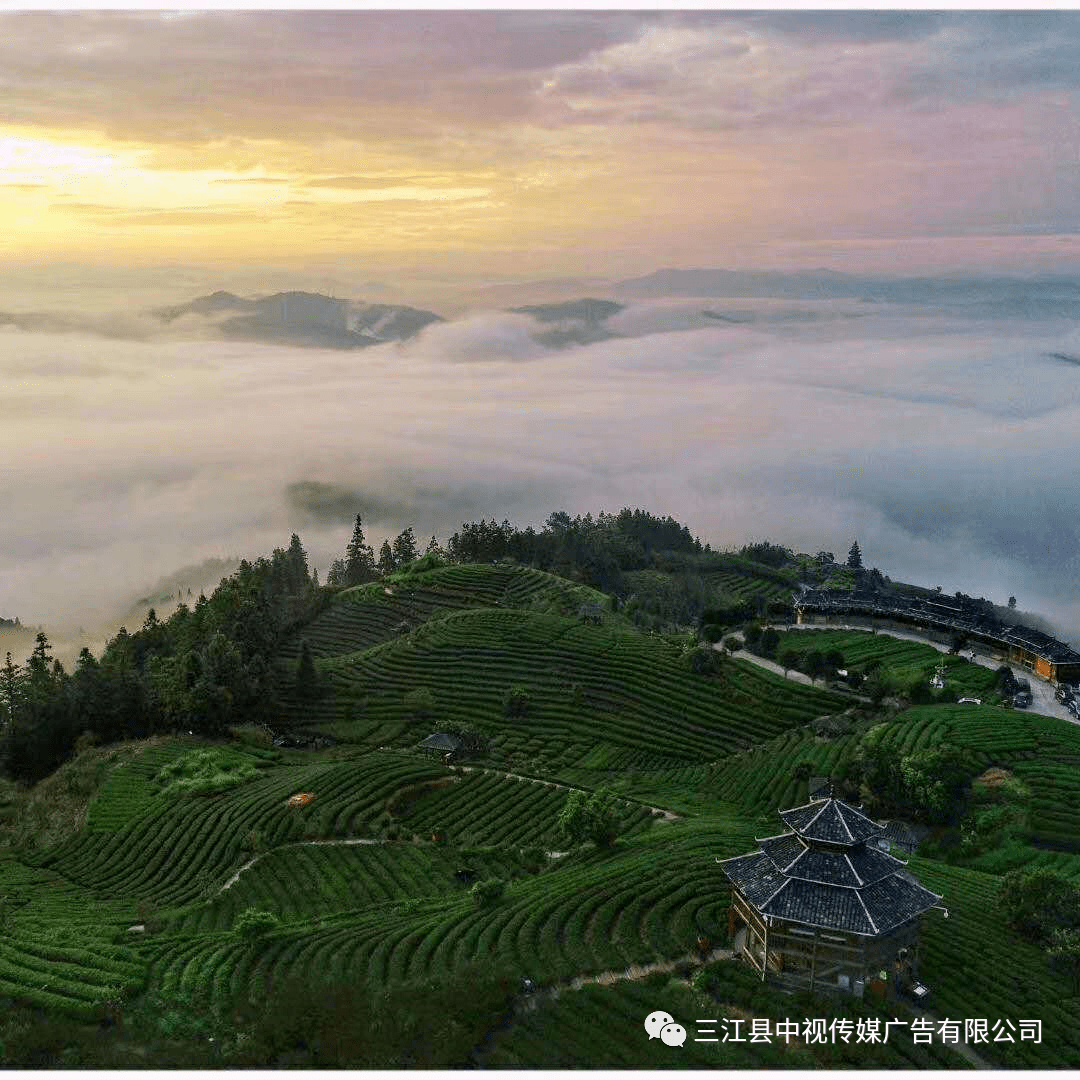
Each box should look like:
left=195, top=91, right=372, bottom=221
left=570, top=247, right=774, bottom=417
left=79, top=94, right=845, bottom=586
left=419, top=732, right=462, bottom=757
left=721, top=796, right=943, bottom=996
left=807, top=775, right=832, bottom=801
left=877, top=820, right=920, bottom=855
left=578, top=602, right=604, bottom=625
left=794, top=587, right=1080, bottom=682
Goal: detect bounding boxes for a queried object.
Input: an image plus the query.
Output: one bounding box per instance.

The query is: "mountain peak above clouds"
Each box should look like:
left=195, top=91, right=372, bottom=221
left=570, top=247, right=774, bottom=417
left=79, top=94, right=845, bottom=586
left=152, top=290, right=443, bottom=348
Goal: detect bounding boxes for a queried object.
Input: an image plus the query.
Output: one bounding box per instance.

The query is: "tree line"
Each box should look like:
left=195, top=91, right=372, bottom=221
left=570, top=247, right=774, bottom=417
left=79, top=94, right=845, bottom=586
left=0, top=535, right=324, bottom=783
left=0, top=506, right=752, bottom=783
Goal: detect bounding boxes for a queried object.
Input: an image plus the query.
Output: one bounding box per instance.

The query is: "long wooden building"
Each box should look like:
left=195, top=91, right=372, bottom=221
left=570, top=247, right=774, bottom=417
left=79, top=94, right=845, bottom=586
left=794, top=587, right=1080, bottom=683
left=721, top=796, right=943, bottom=997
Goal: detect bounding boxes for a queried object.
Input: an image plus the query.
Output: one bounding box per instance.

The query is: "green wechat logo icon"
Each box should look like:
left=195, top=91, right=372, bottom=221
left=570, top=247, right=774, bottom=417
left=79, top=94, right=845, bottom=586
left=644, top=1010, right=686, bottom=1047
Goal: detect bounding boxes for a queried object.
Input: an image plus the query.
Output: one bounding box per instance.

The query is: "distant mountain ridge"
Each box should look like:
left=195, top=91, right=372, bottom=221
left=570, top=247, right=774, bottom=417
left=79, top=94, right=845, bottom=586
left=509, top=297, right=625, bottom=348
left=612, top=267, right=1080, bottom=315
left=154, top=290, right=443, bottom=348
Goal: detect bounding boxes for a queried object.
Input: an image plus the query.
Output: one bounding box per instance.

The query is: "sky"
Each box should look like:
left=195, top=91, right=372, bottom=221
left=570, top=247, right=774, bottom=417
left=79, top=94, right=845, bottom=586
left=3, top=10, right=1080, bottom=658
left=2, top=10, right=1080, bottom=292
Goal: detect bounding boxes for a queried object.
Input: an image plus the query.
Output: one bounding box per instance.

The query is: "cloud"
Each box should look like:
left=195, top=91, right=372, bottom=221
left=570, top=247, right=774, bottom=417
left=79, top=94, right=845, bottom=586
left=211, top=176, right=292, bottom=185
left=4, top=298, right=1080, bottom=658
left=303, top=176, right=444, bottom=190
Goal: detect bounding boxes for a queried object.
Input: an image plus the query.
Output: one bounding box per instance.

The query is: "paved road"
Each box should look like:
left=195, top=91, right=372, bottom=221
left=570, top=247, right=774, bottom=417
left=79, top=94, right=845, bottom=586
left=770, top=623, right=1077, bottom=726
left=717, top=645, right=872, bottom=703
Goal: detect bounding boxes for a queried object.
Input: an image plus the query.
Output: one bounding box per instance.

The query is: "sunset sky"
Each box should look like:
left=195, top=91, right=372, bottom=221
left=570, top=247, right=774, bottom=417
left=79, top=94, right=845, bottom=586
left=3, top=10, right=1080, bottom=291
left=4, top=10, right=1080, bottom=652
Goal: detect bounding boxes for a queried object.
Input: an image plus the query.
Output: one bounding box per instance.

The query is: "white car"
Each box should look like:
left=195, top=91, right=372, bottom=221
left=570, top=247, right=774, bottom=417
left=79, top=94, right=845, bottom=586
left=958, top=697, right=982, bottom=705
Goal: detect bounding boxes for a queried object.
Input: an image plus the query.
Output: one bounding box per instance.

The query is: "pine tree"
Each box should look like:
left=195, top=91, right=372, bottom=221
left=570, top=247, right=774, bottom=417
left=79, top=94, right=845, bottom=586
left=0, top=651, right=21, bottom=730
left=285, top=533, right=310, bottom=590
left=846, top=540, right=863, bottom=570
left=426, top=534, right=441, bottom=555
left=344, top=515, right=376, bottom=586
left=377, top=539, right=396, bottom=575
left=392, top=526, right=418, bottom=567
left=26, top=631, right=54, bottom=690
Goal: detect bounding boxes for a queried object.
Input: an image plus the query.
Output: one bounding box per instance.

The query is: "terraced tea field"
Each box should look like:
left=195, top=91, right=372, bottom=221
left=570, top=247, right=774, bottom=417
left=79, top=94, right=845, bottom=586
left=36, top=751, right=448, bottom=909
left=701, top=564, right=796, bottom=603
left=706, top=726, right=862, bottom=816
left=305, top=606, right=843, bottom=773
left=393, top=768, right=655, bottom=847
left=143, top=817, right=753, bottom=1020
left=278, top=562, right=610, bottom=663
left=870, top=704, right=1080, bottom=855
left=6, top=562, right=1080, bottom=1066
left=481, top=969, right=966, bottom=1069
left=915, top=857, right=1080, bottom=1068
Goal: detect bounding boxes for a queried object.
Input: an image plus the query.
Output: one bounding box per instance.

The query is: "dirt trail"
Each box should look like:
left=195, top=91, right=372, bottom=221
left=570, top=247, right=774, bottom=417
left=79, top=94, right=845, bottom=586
left=517, top=944, right=734, bottom=1013
left=217, top=836, right=571, bottom=896
left=455, top=764, right=680, bottom=821
left=218, top=837, right=381, bottom=893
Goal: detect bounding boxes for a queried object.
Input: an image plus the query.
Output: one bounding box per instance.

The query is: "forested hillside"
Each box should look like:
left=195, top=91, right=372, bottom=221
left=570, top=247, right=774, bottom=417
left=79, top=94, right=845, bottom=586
left=2, top=511, right=1078, bottom=1067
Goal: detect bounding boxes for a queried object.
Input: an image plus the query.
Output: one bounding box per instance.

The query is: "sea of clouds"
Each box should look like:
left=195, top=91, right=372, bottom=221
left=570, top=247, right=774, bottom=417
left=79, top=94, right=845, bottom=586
left=4, top=295, right=1080, bottom=657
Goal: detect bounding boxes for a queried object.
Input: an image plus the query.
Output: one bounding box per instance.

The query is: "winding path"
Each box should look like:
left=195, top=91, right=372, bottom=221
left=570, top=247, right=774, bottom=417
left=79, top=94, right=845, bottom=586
left=454, top=763, right=680, bottom=821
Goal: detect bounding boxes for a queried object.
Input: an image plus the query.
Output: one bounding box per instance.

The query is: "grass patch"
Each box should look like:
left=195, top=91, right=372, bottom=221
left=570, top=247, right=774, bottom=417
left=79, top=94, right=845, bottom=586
left=155, top=748, right=264, bottom=798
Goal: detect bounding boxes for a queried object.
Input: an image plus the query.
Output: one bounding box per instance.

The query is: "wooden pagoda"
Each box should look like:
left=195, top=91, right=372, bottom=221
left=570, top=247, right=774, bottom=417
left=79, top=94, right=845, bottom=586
left=720, top=796, right=943, bottom=996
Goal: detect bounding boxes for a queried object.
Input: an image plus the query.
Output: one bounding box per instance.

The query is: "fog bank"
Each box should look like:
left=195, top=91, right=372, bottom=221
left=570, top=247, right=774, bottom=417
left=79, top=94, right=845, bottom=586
left=3, top=296, right=1080, bottom=655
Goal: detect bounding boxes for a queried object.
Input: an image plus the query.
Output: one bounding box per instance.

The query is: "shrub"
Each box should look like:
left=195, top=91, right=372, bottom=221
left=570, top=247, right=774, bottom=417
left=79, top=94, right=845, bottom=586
left=558, top=787, right=621, bottom=848
left=998, top=868, right=1080, bottom=943
left=681, top=645, right=723, bottom=676
left=470, top=878, right=506, bottom=907
left=504, top=685, right=530, bottom=718
left=233, top=907, right=281, bottom=940
left=400, top=551, right=445, bottom=576
left=404, top=687, right=436, bottom=719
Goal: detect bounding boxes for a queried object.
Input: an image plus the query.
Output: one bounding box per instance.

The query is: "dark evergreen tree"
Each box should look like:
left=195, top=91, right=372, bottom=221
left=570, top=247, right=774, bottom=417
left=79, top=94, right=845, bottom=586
left=285, top=533, right=310, bottom=591
left=0, top=651, right=21, bottom=731
left=846, top=540, right=863, bottom=569
left=344, top=515, right=377, bottom=586
left=392, top=526, right=419, bottom=567
left=377, top=539, right=396, bottom=575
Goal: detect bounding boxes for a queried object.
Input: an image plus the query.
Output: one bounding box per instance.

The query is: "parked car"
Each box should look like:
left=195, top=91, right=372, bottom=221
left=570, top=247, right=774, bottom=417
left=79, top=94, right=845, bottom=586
left=1013, top=691, right=1032, bottom=709
left=958, top=697, right=982, bottom=705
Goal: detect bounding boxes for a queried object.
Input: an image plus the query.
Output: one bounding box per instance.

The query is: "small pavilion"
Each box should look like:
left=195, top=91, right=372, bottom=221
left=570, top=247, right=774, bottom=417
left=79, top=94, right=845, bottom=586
left=720, top=796, right=943, bottom=996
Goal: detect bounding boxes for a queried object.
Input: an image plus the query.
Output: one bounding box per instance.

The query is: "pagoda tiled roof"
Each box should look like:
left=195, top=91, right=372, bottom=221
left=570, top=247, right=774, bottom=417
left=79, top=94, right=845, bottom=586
left=720, top=796, right=941, bottom=937
left=778, top=798, right=884, bottom=847
left=758, top=831, right=903, bottom=887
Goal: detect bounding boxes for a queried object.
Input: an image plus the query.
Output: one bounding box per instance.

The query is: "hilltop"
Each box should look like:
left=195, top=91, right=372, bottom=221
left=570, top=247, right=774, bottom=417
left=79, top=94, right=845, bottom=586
left=1, top=512, right=1079, bottom=1066
left=152, top=290, right=443, bottom=348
